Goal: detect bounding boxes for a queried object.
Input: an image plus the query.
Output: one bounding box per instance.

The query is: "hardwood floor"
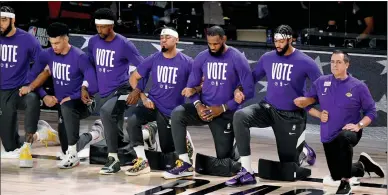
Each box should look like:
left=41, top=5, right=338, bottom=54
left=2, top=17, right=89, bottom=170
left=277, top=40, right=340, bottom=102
left=1, top=111, right=386, bottom=195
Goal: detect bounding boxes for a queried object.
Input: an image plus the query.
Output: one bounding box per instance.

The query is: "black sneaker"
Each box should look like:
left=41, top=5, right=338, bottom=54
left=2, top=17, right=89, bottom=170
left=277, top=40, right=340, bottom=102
left=359, top=152, right=385, bottom=178
left=99, top=156, right=121, bottom=175
left=335, top=180, right=351, bottom=195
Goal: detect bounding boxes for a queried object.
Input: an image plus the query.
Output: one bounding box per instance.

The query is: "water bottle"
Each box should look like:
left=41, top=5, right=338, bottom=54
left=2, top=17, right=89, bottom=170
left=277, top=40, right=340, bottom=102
left=266, top=30, right=272, bottom=44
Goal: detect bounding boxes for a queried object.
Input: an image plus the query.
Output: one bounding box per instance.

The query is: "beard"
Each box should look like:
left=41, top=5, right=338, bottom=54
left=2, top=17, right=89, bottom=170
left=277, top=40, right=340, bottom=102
left=0, top=23, right=13, bottom=37
left=208, top=43, right=225, bottom=57
left=161, top=46, right=168, bottom=53
left=276, top=43, right=290, bottom=56
left=98, top=33, right=108, bottom=40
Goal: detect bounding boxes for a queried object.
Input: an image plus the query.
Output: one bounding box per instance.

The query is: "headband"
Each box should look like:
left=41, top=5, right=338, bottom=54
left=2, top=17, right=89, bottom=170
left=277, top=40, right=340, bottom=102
left=161, top=28, right=179, bottom=38
left=95, top=19, right=114, bottom=25
left=274, top=33, right=292, bottom=40
left=1, top=12, right=15, bottom=18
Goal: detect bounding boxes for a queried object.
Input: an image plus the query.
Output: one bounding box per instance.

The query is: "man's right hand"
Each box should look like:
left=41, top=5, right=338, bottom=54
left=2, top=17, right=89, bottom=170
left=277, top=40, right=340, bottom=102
left=320, top=110, right=329, bottom=123
left=143, top=98, right=155, bottom=109
left=19, top=86, right=32, bottom=96
left=195, top=103, right=208, bottom=121
left=43, top=95, right=58, bottom=107
left=126, top=88, right=141, bottom=105
left=181, top=87, right=196, bottom=97
left=234, top=88, right=245, bottom=104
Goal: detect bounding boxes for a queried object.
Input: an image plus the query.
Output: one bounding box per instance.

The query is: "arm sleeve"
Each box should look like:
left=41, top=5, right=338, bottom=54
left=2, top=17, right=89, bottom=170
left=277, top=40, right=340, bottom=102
left=226, top=52, right=255, bottom=110
left=78, top=54, right=98, bottom=95
left=252, top=56, right=266, bottom=83
left=32, top=49, right=50, bottom=98
left=304, top=79, right=319, bottom=112
left=136, top=55, right=155, bottom=92
left=123, top=39, right=146, bottom=91
left=358, top=83, right=377, bottom=121
left=187, top=54, right=205, bottom=103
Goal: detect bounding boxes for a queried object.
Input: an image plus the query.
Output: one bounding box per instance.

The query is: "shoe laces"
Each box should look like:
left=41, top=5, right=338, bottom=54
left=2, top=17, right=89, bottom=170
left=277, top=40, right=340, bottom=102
left=234, top=169, right=247, bottom=179
left=133, top=158, right=143, bottom=168
left=170, top=160, right=184, bottom=172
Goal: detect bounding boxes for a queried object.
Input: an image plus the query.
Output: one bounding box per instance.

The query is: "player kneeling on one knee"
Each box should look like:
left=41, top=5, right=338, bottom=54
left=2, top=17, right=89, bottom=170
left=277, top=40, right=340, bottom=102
left=163, top=26, right=254, bottom=180
left=23, top=22, right=99, bottom=169
left=294, top=50, right=385, bottom=195
left=124, top=27, right=196, bottom=176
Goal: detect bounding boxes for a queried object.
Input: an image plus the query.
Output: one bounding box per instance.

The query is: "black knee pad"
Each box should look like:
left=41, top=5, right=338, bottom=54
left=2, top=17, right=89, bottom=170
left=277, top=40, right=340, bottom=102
left=195, top=153, right=241, bottom=177
left=89, top=140, right=136, bottom=166
left=145, top=150, right=178, bottom=171
left=258, top=159, right=311, bottom=181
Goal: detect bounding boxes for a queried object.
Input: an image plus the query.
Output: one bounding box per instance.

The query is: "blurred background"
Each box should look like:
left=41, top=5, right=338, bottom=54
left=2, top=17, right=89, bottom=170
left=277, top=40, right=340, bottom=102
left=2, top=1, right=387, bottom=52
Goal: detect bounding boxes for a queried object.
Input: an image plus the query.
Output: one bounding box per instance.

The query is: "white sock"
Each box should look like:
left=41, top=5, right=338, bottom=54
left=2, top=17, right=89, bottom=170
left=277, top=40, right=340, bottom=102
left=24, top=142, right=32, bottom=149
left=134, top=146, right=147, bottom=160
left=303, top=147, right=308, bottom=156
left=68, top=145, right=77, bottom=154
left=179, top=153, right=191, bottom=164
left=241, top=156, right=253, bottom=174
left=108, top=153, right=119, bottom=161
left=89, top=130, right=100, bottom=140
left=142, top=129, right=150, bottom=140
left=35, top=132, right=40, bottom=141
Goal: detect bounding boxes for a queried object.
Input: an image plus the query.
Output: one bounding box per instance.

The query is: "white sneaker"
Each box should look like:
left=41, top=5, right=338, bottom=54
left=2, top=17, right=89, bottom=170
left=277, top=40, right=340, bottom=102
left=56, top=151, right=65, bottom=160
left=87, top=119, right=104, bottom=146
left=37, top=120, right=60, bottom=146
left=58, top=150, right=80, bottom=169
left=323, top=175, right=360, bottom=186
left=1, top=148, right=20, bottom=159
left=78, top=147, right=90, bottom=159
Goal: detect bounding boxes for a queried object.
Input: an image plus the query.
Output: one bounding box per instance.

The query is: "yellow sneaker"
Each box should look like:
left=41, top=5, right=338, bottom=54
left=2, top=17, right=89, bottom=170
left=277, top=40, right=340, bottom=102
left=19, top=143, right=33, bottom=168
left=37, top=120, right=59, bottom=147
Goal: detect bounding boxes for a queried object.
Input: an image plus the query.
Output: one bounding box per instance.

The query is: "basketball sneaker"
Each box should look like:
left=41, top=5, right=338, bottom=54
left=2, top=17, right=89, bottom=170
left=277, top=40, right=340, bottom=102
left=19, top=143, right=33, bottom=168
left=58, top=149, right=80, bottom=169
left=359, top=152, right=385, bottom=178
left=335, top=180, right=352, bottom=195
left=323, top=175, right=360, bottom=186
left=99, top=156, right=121, bottom=175
left=304, top=143, right=316, bottom=166
left=36, top=120, right=60, bottom=147
left=1, top=148, right=20, bottom=159
left=125, top=157, right=151, bottom=176
left=163, top=159, right=193, bottom=179
left=186, top=131, right=195, bottom=163
left=225, top=167, right=256, bottom=186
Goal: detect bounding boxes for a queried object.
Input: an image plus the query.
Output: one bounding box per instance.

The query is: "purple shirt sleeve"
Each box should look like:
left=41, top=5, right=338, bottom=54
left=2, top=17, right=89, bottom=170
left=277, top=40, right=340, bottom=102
left=226, top=51, right=255, bottom=111
left=87, top=38, right=95, bottom=65
left=80, top=54, right=98, bottom=95
left=27, top=36, right=47, bottom=97
left=123, top=39, right=147, bottom=91
left=136, top=55, right=154, bottom=92
left=31, top=48, right=50, bottom=98
left=302, top=59, right=322, bottom=112
left=357, top=83, right=377, bottom=121
left=304, top=79, right=319, bottom=112
left=252, top=56, right=266, bottom=83
left=187, top=54, right=205, bottom=103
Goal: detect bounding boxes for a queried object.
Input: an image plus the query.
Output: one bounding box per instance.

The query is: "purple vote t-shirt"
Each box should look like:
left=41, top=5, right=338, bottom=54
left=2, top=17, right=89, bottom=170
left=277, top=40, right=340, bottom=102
left=253, top=49, right=322, bottom=111
left=187, top=47, right=255, bottom=111
left=137, top=52, right=193, bottom=117
left=87, top=34, right=145, bottom=97
left=38, top=47, right=98, bottom=101
left=0, top=28, right=46, bottom=96
left=306, top=74, right=377, bottom=143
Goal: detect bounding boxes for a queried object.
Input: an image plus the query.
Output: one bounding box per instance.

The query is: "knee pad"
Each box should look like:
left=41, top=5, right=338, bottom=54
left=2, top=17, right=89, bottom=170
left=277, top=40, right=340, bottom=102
left=195, top=153, right=241, bottom=177
left=89, top=140, right=137, bottom=166
left=145, top=150, right=178, bottom=171
left=258, top=159, right=311, bottom=181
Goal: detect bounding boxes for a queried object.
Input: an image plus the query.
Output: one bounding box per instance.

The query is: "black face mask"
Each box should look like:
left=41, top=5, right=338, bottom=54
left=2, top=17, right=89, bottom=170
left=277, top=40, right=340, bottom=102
left=208, top=43, right=225, bottom=57
left=276, top=41, right=290, bottom=56
left=0, top=21, right=13, bottom=37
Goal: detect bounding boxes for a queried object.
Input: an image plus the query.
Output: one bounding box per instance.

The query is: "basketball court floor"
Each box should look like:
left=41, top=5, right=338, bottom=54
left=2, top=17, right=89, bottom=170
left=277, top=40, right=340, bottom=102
left=1, top=111, right=387, bottom=195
